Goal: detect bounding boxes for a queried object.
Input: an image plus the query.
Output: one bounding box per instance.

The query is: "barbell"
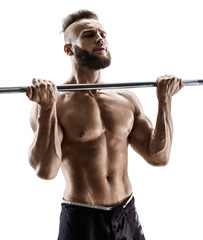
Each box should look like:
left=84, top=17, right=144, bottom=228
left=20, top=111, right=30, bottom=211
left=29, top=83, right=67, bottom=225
left=0, top=79, right=203, bottom=94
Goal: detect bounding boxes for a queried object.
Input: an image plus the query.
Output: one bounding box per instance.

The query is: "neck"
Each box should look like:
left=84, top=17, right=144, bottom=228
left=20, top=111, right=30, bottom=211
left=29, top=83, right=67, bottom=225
left=66, top=63, right=102, bottom=84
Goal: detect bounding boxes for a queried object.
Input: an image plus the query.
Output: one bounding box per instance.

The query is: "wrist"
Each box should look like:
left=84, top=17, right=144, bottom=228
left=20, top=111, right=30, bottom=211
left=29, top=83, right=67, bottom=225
left=157, top=93, right=172, bottom=114
left=157, top=93, right=172, bottom=103
left=38, top=103, right=57, bottom=120
left=38, top=100, right=57, bottom=111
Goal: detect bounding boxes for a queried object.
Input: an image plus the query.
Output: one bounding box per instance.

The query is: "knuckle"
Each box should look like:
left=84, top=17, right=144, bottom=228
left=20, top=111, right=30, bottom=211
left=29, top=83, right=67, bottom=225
left=32, top=78, right=37, bottom=84
left=39, top=82, right=46, bottom=88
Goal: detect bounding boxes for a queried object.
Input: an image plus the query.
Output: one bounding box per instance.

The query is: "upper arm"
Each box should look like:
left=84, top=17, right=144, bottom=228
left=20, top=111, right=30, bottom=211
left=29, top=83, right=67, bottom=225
left=56, top=117, right=63, bottom=152
left=128, top=95, right=154, bottom=161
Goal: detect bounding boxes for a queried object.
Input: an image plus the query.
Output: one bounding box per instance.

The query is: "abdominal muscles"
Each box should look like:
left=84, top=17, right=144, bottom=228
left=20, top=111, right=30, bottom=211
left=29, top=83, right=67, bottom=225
left=61, top=134, right=132, bottom=206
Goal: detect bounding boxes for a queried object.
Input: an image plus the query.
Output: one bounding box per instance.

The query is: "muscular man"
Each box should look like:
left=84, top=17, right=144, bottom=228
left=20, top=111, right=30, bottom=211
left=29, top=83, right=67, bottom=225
left=26, top=10, right=183, bottom=240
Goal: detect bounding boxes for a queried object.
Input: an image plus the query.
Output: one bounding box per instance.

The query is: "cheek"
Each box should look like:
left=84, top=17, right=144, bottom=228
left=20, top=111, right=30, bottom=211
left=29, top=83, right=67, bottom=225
left=77, top=40, right=94, bottom=52
left=105, top=40, right=109, bottom=49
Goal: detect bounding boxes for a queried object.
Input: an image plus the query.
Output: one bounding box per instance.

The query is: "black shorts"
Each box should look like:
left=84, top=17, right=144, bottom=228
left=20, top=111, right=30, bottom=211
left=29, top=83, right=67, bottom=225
left=58, top=196, right=145, bottom=240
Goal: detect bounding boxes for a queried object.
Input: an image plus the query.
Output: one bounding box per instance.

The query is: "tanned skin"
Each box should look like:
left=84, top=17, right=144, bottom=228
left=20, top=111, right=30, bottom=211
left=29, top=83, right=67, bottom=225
left=26, top=18, right=183, bottom=206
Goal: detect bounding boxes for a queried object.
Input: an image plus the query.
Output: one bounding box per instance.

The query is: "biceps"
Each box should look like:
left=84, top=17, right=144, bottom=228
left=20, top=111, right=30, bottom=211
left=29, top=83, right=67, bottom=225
left=57, top=120, right=63, bottom=145
left=128, top=115, right=153, bottom=153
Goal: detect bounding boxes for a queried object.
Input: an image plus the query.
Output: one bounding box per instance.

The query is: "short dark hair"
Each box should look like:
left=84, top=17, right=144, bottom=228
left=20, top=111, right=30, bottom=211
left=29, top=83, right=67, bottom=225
left=62, top=10, right=99, bottom=32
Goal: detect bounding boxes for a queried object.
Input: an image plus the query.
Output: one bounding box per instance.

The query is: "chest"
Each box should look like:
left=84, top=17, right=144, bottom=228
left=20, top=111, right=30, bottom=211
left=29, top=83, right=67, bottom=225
left=58, top=91, right=134, bottom=142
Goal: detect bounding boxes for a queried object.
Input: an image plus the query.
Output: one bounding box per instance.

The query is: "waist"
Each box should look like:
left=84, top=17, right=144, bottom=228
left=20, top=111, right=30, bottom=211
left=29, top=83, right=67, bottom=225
left=62, top=193, right=134, bottom=211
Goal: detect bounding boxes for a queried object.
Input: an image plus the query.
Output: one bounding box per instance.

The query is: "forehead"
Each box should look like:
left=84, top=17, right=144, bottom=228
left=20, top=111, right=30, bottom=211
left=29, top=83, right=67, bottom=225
left=73, top=19, right=105, bottom=36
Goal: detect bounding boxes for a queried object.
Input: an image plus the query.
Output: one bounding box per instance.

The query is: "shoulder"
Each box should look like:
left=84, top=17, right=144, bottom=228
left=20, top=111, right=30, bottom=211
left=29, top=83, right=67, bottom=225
left=56, top=92, right=71, bottom=118
left=115, top=90, right=144, bottom=114
left=57, top=92, right=73, bottom=106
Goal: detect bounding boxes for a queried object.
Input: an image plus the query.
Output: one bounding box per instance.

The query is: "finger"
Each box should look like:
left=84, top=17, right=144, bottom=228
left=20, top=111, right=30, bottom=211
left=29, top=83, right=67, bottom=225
left=45, top=80, right=57, bottom=93
left=165, top=74, right=175, bottom=79
left=26, top=86, right=33, bottom=100
left=39, top=80, right=47, bottom=89
left=47, top=80, right=54, bottom=85
left=32, top=78, right=40, bottom=87
left=156, top=75, right=170, bottom=82
left=46, top=80, right=54, bottom=88
left=39, top=79, right=55, bottom=90
left=178, top=78, right=184, bottom=89
left=48, top=80, right=57, bottom=90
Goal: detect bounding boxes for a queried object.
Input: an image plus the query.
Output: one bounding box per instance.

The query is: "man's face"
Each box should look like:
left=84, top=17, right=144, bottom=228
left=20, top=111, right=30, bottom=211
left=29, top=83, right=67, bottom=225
left=65, top=19, right=111, bottom=70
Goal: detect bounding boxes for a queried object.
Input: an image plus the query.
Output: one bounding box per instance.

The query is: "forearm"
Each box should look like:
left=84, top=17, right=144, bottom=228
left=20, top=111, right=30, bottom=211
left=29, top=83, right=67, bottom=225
left=29, top=105, right=61, bottom=178
left=149, top=96, right=173, bottom=165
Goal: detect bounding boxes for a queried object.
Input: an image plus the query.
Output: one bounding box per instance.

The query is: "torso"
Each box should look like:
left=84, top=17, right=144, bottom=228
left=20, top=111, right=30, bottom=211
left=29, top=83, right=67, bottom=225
left=57, top=89, right=137, bottom=206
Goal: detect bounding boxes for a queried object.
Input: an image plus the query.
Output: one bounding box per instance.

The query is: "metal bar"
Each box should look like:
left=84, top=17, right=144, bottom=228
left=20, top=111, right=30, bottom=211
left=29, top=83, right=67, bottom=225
left=0, top=79, right=203, bottom=94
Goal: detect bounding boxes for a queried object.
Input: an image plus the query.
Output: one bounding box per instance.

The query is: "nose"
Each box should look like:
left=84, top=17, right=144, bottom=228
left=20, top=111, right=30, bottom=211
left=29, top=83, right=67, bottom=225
left=95, top=33, right=104, bottom=45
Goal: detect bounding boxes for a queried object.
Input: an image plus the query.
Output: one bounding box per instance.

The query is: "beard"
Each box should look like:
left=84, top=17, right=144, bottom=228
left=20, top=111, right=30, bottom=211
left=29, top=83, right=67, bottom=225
left=74, top=45, right=111, bottom=70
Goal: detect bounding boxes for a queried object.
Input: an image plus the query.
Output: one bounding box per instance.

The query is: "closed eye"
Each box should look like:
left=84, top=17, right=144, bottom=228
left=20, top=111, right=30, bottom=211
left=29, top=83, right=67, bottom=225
left=101, top=32, right=106, bottom=38
left=85, top=33, right=96, bottom=38
left=83, top=31, right=96, bottom=38
left=82, top=30, right=107, bottom=39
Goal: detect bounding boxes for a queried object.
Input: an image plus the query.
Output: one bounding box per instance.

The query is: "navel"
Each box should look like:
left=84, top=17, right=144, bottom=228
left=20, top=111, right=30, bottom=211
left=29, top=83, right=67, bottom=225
left=79, top=131, right=85, bottom=138
left=106, top=175, right=111, bottom=181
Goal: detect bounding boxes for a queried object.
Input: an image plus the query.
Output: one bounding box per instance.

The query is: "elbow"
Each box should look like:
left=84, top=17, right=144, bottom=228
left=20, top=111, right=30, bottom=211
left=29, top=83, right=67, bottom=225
left=148, top=145, right=171, bottom=166
left=154, top=159, right=169, bottom=167
left=36, top=166, right=58, bottom=180
left=29, top=157, right=58, bottom=180
left=146, top=155, right=170, bottom=167
left=28, top=146, right=61, bottom=179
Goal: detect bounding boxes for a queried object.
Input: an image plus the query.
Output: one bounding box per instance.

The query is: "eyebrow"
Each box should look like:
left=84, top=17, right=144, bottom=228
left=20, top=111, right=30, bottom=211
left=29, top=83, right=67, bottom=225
left=81, top=29, right=106, bottom=35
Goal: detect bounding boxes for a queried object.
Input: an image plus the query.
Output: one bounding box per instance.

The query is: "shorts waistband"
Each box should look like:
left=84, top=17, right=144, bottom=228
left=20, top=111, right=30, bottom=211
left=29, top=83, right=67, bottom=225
left=62, top=193, right=133, bottom=211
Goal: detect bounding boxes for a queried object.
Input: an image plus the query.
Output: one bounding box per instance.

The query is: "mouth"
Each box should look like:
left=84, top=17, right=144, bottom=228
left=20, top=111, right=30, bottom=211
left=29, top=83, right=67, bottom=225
left=93, top=47, right=107, bottom=53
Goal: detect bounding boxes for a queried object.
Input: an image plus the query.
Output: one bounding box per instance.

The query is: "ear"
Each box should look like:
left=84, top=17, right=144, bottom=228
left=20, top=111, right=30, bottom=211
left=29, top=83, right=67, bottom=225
left=64, top=44, right=74, bottom=56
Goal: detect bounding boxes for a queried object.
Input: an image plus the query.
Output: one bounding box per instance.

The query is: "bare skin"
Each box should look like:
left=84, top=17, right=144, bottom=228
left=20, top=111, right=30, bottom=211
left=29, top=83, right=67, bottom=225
left=26, top=18, right=183, bottom=206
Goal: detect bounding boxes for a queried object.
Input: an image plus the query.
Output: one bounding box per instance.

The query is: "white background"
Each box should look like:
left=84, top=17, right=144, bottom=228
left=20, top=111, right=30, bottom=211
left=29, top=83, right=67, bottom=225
left=0, top=0, right=203, bottom=239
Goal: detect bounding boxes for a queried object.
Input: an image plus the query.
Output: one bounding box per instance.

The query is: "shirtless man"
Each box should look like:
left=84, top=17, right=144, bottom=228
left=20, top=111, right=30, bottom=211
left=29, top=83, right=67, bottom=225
left=26, top=10, right=183, bottom=240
